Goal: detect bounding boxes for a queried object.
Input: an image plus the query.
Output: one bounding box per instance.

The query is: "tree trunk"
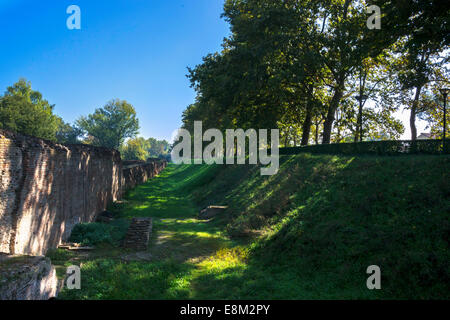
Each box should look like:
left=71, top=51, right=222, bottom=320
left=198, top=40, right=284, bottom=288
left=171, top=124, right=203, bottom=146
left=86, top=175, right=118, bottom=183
left=322, top=83, right=344, bottom=144
left=354, top=126, right=359, bottom=142
left=315, top=120, right=320, bottom=145
left=355, top=101, right=362, bottom=142
left=410, top=86, right=422, bottom=141
left=322, top=0, right=350, bottom=144
left=301, top=104, right=313, bottom=146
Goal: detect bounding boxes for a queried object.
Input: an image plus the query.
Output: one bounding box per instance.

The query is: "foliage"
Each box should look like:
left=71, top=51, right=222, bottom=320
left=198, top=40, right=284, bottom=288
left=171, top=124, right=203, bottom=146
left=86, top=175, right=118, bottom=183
left=147, top=137, right=170, bottom=158
left=182, top=0, right=448, bottom=145
left=68, top=220, right=129, bottom=247
left=121, top=137, right=150, bottom=160
left=0, top=78, right=62, bottom=140
left=121, top=136, right=170, bottom=160
left=76, top=99, right=140, bottom=150
left=55, top=121, right=82, bottom=144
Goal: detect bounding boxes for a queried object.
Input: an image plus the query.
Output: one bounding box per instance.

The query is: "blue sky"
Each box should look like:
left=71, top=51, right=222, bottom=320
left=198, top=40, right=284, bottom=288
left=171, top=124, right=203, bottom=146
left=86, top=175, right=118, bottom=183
left=0, top=0, right=426, bottom=141
left=0, top=0, right=230, bottom=141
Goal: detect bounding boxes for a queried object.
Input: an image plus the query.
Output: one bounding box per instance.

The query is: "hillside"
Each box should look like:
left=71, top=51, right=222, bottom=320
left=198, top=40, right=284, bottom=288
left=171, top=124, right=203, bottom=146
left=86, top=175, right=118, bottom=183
left=53, top=154, right=450, bottom=299
left=190, top=154, right=450, bottom=299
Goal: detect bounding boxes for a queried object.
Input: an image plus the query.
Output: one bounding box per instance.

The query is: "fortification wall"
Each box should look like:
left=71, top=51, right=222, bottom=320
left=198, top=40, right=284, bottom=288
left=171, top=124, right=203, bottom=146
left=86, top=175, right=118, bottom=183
left=122, top=160, right=166, bottom=190
left=0, top=129, right=122, bottom=255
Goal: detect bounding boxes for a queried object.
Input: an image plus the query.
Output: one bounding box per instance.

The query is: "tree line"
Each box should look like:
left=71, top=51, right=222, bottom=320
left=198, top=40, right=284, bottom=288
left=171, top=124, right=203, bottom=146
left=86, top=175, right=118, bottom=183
left=182, top=0, right=449, bottom=145
left=0, top=78, right=169, bottom=160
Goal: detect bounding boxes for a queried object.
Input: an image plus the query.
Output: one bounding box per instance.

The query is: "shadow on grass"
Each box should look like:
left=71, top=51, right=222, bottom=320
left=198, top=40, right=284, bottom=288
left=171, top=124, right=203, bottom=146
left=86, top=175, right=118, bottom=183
left=188, top=154, right=450, bottom=299
left=58, top=155, right=449, bottom=299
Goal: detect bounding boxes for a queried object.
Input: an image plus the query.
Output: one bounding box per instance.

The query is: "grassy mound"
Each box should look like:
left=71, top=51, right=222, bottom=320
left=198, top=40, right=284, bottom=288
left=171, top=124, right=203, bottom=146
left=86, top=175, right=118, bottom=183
left=191, top=154, right=450, bottom=299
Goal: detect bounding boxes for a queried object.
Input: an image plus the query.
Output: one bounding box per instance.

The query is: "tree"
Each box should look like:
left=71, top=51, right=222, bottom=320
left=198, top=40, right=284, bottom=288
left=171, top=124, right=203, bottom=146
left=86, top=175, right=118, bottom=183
left=312, top=0, right=397, bottom=144
left=184, top=0, right=397, bottom=145
left=56, top=121, right=82, bottom=144
left=373, top=0, right=450, bottom=140
left=121, top=137, right=150, bottom=160
left=182, top=0, right=448, bottom=145
left=147, top=137, right=170, bottom=158
left=121, top=136, right=170, bottom=160
left=417, top=84, right=450, bottom=138
left=185, top=0, right=328, bottom=137
left=391, top=42, right=448, bottom=140
left=0, top=78, right=62, bottom=140
left=76, top=99, right=140, bottom=149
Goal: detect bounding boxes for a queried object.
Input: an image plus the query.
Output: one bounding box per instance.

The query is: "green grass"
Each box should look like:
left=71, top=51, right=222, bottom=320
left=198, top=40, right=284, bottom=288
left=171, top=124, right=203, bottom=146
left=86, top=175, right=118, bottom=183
left=54, top=164, right=238, bottom=299
left=51, top=154, right=450, bottom=299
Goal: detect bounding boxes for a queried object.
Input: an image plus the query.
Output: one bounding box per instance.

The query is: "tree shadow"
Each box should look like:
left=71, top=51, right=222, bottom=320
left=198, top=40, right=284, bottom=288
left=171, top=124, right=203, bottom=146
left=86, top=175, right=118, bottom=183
left=187, top=154, right=450, bottom=299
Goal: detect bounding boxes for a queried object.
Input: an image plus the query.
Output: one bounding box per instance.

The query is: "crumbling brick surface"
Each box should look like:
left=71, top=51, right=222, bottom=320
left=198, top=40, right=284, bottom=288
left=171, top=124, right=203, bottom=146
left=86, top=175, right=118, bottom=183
left=0, top=129, right=167, bottom=256
left=0, top=129, right=123, bottom=255
left=0, top=254, right=59, bottom=300
left=123, top=218, right=153, bottom=251
left=122, top=160, right=167, bottom=190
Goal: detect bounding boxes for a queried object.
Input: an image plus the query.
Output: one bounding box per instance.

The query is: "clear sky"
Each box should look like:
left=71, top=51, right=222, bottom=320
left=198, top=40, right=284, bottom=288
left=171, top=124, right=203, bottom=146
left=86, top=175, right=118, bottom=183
left=0, top=0, right=426, bottom=141
left=0, top=0, right=230, bottom=141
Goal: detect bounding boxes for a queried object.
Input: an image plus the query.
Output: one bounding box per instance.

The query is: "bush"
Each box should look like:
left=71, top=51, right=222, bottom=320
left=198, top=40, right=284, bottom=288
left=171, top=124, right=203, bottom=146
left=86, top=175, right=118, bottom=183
left=69, top=220, right=129, bottom=247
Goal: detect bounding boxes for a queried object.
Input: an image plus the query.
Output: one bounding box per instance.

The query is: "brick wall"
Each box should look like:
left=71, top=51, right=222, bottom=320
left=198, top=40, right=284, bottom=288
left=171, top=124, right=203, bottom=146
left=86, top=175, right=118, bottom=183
left=122, top=160, right=167, bottom=190
left=0, top=129, right=166, bottom=256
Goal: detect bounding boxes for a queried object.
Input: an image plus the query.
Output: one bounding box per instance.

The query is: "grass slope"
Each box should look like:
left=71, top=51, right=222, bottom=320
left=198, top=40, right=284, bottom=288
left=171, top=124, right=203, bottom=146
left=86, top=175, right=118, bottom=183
left=51, top=154, right=450, bottom=299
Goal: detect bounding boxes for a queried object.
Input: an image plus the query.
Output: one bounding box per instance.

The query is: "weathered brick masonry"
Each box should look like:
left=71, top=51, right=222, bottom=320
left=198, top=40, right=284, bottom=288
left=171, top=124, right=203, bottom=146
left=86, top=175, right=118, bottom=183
left=122, top=160, right=167, bottom=190
left=0, top=130, right=167, bottom=255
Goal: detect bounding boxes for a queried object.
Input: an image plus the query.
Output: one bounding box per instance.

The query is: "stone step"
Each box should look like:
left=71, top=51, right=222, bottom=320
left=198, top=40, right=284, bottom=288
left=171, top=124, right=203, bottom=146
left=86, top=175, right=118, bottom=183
left=123, top=218, right=153, bottom=251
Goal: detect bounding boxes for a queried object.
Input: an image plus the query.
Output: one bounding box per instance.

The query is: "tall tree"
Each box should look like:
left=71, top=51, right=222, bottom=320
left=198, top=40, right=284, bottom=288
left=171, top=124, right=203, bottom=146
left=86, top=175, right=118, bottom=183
left=76, top=99, right=140, bottom=150
left=373, top=0, right=450, bottom=140
left=0, top=79, right=62, bottom=140
left=392, top=42, right=448, bottom=140
left=121, top=137, right=150, bottom=161
left=313, top=0, right=392, bottom=143
left=183, top=0, right=448, bottom=145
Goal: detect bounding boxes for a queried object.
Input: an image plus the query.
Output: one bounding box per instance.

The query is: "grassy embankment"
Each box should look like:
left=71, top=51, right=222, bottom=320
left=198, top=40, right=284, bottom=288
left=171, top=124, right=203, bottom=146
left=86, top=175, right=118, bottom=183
left=49, top=154, right=450, bottom=299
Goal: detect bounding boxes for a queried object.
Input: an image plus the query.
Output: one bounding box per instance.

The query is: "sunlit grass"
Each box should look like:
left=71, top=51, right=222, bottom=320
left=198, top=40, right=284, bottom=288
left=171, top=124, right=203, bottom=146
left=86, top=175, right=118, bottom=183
left=53, top=155, right=449, bottom=300
left=55, top=163, right=241, bottom=299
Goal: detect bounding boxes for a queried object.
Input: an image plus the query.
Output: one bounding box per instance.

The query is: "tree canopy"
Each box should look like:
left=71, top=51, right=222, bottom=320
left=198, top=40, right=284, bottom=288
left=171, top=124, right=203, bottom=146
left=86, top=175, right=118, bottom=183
left=121, top=137, right=150, bottom=160
left=121, top=136, right=170, bottom=160
left=0, top=79, right=168, bottom=157
left=76, top=99, right=140, bottom=150
left=182, top=0, right=449, bottom=144
left=0, top=79, right=62, bottom=141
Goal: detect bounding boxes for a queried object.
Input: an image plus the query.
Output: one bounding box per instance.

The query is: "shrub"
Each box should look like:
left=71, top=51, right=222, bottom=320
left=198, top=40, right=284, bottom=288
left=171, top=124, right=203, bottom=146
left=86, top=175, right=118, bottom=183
left=69, top=220, right=129, bottom=246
